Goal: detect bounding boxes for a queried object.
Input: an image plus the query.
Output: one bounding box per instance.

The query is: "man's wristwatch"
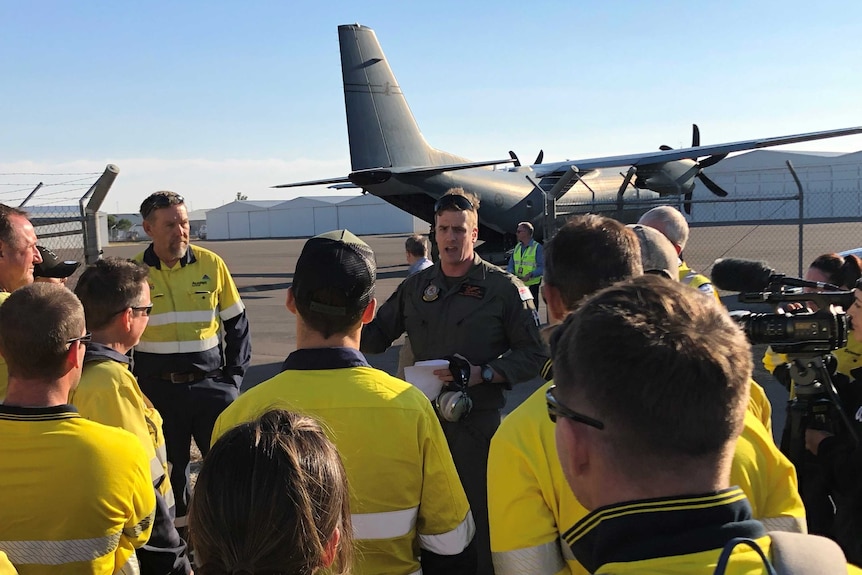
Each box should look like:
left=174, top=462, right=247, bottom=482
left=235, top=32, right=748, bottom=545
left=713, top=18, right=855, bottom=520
left=481, top=364, right=495, bottom=384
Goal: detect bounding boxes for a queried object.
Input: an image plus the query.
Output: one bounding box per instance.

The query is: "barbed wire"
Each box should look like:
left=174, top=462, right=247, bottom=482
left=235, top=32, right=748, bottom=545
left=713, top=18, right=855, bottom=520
left=0, top=172, right=101, bottom=176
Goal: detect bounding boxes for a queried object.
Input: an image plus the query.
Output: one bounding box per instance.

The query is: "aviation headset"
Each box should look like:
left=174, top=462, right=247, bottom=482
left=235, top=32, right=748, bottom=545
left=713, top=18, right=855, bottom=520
left=434, top=355, right=473, bottom=422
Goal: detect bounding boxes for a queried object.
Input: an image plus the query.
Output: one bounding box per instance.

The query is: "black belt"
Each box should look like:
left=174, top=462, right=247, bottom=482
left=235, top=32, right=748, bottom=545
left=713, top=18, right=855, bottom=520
left=156, top=370, right=222, bottom=384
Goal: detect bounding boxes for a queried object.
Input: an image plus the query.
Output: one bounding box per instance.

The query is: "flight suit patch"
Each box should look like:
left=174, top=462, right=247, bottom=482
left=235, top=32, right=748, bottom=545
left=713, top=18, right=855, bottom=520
left=458, top=284, right=486, bottom=299
left=423, top=283, right=440, bottom=302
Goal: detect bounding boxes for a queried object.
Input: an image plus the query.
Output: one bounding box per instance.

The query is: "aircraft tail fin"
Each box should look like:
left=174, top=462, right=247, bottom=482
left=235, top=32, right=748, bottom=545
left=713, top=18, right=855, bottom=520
left=339, top=24, right=463, bottom=171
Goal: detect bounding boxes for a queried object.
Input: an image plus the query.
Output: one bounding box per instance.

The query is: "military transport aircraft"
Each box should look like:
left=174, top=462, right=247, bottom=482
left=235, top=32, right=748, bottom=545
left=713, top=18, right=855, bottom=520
left=275, top=24, right=862, bottom=255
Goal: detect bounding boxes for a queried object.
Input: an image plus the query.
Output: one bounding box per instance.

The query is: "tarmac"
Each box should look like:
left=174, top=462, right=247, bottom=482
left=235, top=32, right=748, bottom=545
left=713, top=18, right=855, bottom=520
left=105, top=224, right=854, bottom=429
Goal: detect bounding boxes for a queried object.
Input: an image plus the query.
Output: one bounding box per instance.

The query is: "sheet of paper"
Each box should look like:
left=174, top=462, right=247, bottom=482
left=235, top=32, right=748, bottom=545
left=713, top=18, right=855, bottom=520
left=403, top=359, right=449, bottom=400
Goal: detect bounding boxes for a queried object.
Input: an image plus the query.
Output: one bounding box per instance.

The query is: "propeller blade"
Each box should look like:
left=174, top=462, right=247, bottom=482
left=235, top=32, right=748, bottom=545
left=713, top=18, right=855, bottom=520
left=508, top=150, right=521, bottom=167
left=534, top=150, right=544, bottom=165
left=692, top=124, right=701, bottom=147
left=697, top=152, right=728, bottom=169
left=683, top=191, right=693, bottom=215
left=697, top=172, right=729, bottom=197
left=659, top=145, right=673, bottom=151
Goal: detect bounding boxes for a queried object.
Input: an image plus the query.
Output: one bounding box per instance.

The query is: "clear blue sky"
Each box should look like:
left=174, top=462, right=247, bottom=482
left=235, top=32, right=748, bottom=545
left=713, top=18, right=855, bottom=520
left=2, top=0, right=861, bottom=212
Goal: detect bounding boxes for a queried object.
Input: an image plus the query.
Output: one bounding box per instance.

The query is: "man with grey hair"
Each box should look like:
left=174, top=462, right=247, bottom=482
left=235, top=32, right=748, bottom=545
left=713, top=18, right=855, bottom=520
left=638, top=205, right=718, bottom=299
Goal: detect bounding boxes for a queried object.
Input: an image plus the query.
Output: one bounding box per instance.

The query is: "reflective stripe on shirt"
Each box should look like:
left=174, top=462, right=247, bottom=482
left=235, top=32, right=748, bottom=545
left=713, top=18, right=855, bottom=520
left=146, top=310, right=217, bottom=327
left=135, top=335, right=220, bottom=354
left=492, top=538, right=566, bottom=575
left=761, top=515, right=806, bottom=533
left=219, top=301, right=245, bottom=321
left=418, top=512, right=475, bottom=555
left=149, top=456, right=164, bottom=485
left=0, top=532, right=121, bottom=564
left=123, top=510, right=155, bottom=539
left=118, top=553, right=141, bottom=575
left=352, top=507, right=417, bottom=540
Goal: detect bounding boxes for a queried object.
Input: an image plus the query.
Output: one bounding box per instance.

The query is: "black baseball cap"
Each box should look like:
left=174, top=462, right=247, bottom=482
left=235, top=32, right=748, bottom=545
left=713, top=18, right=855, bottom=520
left=292, top=230, right=376, bottom=316
left=34, top=246, right=81, bottom=279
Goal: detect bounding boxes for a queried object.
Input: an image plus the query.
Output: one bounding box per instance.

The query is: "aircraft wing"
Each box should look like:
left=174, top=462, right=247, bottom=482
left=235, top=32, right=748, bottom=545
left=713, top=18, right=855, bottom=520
left=533, top=126, right=862, bottom=177
left=273, top=158, right=512, bottom=188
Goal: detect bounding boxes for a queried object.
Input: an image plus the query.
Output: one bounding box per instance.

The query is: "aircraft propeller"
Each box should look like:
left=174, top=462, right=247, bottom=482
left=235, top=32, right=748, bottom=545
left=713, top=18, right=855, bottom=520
left=508, top=150, right=544, bottom=168
left=661, top=124, right=730, bottom=213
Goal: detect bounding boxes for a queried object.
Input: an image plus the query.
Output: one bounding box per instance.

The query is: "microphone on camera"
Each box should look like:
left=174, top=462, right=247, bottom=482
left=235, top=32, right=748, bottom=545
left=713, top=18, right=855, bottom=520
left=711, top=258, right=840, bottom=292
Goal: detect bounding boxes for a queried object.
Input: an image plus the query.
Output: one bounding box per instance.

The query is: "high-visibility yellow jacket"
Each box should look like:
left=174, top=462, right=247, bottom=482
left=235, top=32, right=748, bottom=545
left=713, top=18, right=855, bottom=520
left=563, top=488, right=862, bottom=574
left=679, top=260, right=721, bottom=302
left=0, top=404, right=155, bottom=575
left=509, top=241, right=543, bottom=286
left=748, top=379, right=773, bottom=437
left=213, top=347, right=475, bottom=575
left=133, top=244, right=250, bottom=380
left=71, top=343, right=190, bottom=575
left=0, top=551, right=16, bottom=575
left=71, top=344, right=173, bottom=505
left=488, top=382, right=804, bottom=575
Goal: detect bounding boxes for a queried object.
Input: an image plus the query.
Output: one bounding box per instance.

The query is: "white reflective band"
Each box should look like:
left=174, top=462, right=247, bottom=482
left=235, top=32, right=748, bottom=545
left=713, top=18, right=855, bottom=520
left=118, top=553, right=141, bottom=575
left=220, top=301, right=245, bottom=321
left=147, top=310, right=217, bottom=327
left=492, top=539, right=565, bottom=575
left=163, top=487, right=176, bottom=510
left=761, top=515, right=807, bottom=534
left=418, top=511, right=475, bottom=555
left=124, top=510, right=155, bottom=539
left=0, top=532, right=121, bottom=564
left=155, top=443, right=168, bottom=466
left=352, top=507, right=418, bottom=540
left=149, top=456, right=164, bottom=484
left=136, top=335, right=220, bottom=354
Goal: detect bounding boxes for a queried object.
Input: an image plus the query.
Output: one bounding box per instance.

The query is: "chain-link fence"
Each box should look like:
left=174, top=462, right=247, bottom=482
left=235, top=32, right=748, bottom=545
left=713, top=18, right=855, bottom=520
left=0, top=166, right=119, bottom=287
left=552, top=158, right=862, bottom=283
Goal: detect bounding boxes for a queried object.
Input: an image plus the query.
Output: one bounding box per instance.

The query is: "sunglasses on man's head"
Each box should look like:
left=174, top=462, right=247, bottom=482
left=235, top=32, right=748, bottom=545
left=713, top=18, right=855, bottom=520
left=141, top=193, right=185, bottom=219
left=433, top=194, right=474, bottom=214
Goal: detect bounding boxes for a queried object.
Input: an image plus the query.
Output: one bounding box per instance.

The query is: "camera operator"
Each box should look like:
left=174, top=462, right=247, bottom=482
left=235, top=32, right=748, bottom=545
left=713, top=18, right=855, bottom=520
left=759, top=254, right=862, bottom=541
left=764, top=253, right=862, bottom=382
left=804, top=283, right=862, bottom=565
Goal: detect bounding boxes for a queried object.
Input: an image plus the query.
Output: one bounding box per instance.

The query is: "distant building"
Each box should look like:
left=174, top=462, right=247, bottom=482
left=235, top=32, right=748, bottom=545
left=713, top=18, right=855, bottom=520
left=691, top=149, right=862, bottom=223
left=205, top=195, right=426, bottom=240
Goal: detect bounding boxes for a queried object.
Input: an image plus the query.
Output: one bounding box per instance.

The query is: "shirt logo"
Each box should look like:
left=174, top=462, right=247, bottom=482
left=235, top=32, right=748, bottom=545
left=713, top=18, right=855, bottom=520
left=458, top=284, right=486, bottom=299
left=423, top=283, right=440, bottom=302
left=192, top=274, right=211, bottom=288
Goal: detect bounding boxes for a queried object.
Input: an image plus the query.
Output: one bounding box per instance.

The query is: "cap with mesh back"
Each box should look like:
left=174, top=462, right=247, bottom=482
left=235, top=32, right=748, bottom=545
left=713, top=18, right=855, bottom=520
left=292, top=229, right=376, bottom=316
left=627, top=224, right=679, bottom=280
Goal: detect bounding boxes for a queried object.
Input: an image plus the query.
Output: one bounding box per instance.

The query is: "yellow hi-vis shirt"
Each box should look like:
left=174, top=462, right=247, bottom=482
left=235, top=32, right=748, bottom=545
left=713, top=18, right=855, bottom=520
left=213, top=348, right=474, bottom=575
left=0, top=405, right=155, bottom=575
left=488, top=382, right=805, bottom=575
left=70, top=345, right=174, bottom=508
left=134, top=244, right=245, bottom=357
left=679, top=260, right=721, bottom=302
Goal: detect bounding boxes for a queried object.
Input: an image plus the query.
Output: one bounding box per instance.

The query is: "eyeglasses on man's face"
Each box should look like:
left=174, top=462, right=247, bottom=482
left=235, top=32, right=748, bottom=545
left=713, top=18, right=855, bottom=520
left=66, top=332, right=92, bottom=349
left=131, top=304, right=154, bottom=316
left=546, top=384, right=604, bottom=429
